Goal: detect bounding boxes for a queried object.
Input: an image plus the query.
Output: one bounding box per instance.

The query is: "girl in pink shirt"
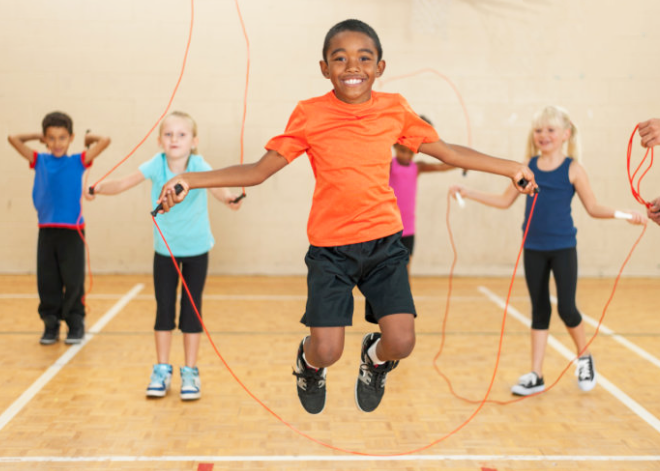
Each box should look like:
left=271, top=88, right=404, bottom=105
left=389, top=116, right=457, bottom=272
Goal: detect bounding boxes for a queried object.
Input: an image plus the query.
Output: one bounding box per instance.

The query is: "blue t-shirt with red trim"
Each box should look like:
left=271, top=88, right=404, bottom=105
left=31, top=151, right=90, bottom=229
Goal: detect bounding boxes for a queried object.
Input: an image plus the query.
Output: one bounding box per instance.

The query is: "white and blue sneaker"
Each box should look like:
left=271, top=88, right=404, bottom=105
left=146, top=364, right=173, bottom=398
left=180, top=366, right=201, bottom=401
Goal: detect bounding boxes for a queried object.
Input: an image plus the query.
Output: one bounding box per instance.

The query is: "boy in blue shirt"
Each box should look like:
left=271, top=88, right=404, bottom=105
left=8, top=111, right=110, bottom=345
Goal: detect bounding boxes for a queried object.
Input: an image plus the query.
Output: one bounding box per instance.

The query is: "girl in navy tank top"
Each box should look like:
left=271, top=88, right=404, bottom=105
left=450, top=106, right=645, bottom=396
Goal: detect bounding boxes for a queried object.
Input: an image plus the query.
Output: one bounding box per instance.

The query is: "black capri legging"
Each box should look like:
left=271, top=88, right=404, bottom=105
left=153, top=252, right=208, bottom=333
left=523, top=247, right=582, bottom=330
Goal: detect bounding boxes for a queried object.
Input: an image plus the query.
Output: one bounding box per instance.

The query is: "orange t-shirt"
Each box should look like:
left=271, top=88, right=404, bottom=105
left=265, top=90, right=440, bottom=247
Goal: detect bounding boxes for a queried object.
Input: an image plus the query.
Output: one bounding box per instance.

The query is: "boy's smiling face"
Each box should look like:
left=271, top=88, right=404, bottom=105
left=43, top=126, right=74, bottom=158
left=320, top=30, right=385, bottom=105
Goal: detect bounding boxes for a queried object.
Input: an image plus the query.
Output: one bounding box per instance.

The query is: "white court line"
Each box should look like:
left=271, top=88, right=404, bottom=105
left=0, top=454, right=658, bottom=463
left=478, top=285, right=660, bottom=434
left=549, top=294, right=660, bottom=369
left=0, top=284, right=144, bottom=432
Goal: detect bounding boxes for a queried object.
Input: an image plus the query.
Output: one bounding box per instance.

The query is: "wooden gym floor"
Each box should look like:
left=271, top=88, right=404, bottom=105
left=0, top=274, right=659, bottom=470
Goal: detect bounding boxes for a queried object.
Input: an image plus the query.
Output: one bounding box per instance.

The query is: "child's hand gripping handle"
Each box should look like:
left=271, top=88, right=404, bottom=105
left=232, top=193, right=246, bottom=204
left=518, top=178, right=540, bottom=194
left=151, top=183, right=184, bottom=216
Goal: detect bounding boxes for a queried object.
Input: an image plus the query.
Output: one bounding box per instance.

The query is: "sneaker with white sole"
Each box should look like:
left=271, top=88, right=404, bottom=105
left=146, top=364, right=172, bottom=398
left=355, top=332, right=398, bottom=412
left=180, top=366, right=201, bottom=400
left=292, top=337, right=327, bottom=414
left=511, top=371, right=545, bottom=396
left=576, top=354, right=596, bottom=391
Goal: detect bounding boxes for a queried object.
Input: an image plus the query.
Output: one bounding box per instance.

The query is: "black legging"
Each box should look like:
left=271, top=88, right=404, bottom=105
left=153, top=252, right=208, bottom=333
left=523, top=247, right=582, bottom=330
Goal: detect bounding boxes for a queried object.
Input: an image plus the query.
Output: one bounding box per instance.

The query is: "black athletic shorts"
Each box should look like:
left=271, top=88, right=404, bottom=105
left=301, top=232, right=416, bottom=327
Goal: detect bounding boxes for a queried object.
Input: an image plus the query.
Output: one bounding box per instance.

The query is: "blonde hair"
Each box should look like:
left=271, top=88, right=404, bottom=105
left=525, top=105, right=580, bottom=161
left=159, top=111, right=198, bottom=153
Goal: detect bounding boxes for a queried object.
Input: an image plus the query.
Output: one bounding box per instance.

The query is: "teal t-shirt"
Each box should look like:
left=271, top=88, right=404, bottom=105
left=140, top=153, right=214, bottom=257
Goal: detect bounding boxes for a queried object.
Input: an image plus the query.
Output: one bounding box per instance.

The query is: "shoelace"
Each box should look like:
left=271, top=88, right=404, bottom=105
left=292, top=368, right=325, bottom=392
left=151, top=369, right=169, bottom=384
left=360, top=363, right=391, bottom=389
left=576, top=358, right=593, bottom=380
left=181, top=372, right=197, bottom=388
left=519, top=373, right=538, bottom=386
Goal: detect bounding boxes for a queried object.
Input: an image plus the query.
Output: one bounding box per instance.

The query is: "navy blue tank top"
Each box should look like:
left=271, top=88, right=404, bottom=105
left=522, top=156, right=577, bottom=250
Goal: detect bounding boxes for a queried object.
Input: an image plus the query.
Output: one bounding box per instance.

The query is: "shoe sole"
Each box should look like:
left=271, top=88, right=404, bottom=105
left=40, top=339, right=58, bottom=345
left=64, top=338, right=84, bottom=345
left=146, top=389, right=168, bottom=398
left=180, top=392, right=201, bottom=400
left=511, top=385, right=545, bottom=396
left=578, top=374, right=597, bottom=392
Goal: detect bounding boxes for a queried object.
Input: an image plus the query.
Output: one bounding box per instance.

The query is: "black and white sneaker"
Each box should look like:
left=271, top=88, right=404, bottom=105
left=511, top=371, right=545, bottom=396
left=576, top=354, right=596, bottom=391
left=355, top=332, right=398, bottom=413
left=292, top=337, right=327, bottom=414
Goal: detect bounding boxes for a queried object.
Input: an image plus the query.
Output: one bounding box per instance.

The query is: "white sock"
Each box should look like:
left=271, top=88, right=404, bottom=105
left=301, top=337, right=320, bottom=370
left=367, top=338, right=385, bottom=365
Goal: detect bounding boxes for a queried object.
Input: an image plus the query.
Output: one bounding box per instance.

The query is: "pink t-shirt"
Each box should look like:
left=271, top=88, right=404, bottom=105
left=389, top=157, right=418, bottom=237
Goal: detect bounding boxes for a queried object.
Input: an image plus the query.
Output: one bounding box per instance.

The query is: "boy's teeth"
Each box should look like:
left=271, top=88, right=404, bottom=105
left=345, top=79, right=361, bottom=84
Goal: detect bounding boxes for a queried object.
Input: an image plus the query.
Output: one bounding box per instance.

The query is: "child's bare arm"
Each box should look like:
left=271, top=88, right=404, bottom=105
left=86, top=170, right=145, bottom=200
left=416, top=161, right=457, bottom=173
left=571, top=161, right=645, bottom=225
left=7, top=133, right=42, bottom=164
left=83, top=134, right=111, bottom=164
left=157, top=150, right=288, bottom=213
left=418, top=140, right=537, bottom=193
left=449, top=183, right=520, bottom=209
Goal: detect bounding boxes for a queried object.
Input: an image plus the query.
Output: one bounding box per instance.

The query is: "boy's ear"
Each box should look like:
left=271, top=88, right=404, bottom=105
left=319, top=60, right=330, bottom=79
left=376, top=60, right=386, bottom=77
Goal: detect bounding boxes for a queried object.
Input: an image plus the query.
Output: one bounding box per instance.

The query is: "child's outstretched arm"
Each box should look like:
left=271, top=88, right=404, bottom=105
left=417, top=161, right=458, bottom=173
left=209, top=187, right=243, bottom=210
left=418, top=140, right=537, bottom=194
left=83, top=133, right=111, bottom=165
left=638, top=119, right=660, bottom=148
left=7, top=133, right=42, bottom=165
left=449, top=182, right=520, bottom=209
left=85, top=170, right=145, bottom=201
left=571, top=161, right=646, bottom=225
left=157, top=150, right=288, bottom=213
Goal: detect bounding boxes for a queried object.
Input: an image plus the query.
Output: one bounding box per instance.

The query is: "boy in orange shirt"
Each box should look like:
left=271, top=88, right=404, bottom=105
left=157, top=19, right=537, bottom=414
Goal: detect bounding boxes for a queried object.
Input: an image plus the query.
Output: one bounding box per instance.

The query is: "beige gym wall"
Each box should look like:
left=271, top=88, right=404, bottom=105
left=2, top=0, right=659, bottom=276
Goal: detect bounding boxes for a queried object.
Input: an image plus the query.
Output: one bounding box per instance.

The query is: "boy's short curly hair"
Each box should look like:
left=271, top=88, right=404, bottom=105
left=42, top=111, right=73, bottom=135
left=322, top=19, right=383, bottom=62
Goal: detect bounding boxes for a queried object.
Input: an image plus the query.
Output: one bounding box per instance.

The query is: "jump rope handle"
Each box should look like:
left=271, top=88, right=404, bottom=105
left=455, top=192, right=466, bottom=208
left=232, top=193, right=246, bottom=204
left=614, top=210, right=633, bottom=220
left=151, top=183, right=185, bottom=216
left=518, top=178, right=540, bottom=194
